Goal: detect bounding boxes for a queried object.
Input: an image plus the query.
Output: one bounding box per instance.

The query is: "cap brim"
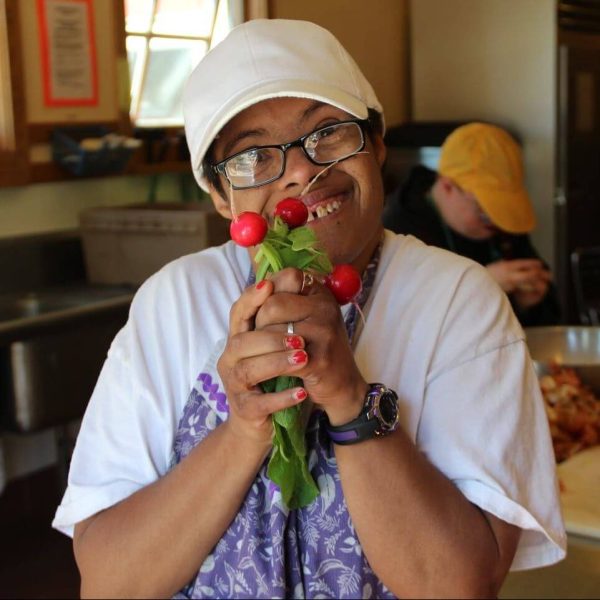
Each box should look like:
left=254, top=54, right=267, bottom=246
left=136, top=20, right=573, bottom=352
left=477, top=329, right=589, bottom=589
left=470, top=186, right=536, bottom=234
left=191, top=80, right=373, bottom=192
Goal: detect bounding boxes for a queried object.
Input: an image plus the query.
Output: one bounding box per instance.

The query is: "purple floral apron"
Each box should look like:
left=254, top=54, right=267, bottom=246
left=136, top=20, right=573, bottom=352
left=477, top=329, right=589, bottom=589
left=171, top=245, right=395, bottom=599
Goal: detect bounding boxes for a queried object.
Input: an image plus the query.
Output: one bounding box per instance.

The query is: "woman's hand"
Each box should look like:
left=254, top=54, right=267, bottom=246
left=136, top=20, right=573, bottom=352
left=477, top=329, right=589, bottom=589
left=217, top=277, right=310, bottom=446
left=254, top=268, right=368, bottom=426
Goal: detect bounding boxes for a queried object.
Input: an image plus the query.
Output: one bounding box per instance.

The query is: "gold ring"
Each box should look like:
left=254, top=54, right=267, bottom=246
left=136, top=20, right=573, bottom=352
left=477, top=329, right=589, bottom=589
left=300, top=271, right=314, bottom=294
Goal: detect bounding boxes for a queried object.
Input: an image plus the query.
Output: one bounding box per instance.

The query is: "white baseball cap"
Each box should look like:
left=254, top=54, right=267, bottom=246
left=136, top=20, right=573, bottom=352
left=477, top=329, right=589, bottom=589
left=183, top=19, right=384, bottom=191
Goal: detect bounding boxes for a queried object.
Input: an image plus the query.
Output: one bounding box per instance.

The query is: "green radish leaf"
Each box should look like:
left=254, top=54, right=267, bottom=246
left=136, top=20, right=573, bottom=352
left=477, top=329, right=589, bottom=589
left=271, top=216, right=289, bottom=238
left=268, top=239, right=292, bottom=251
left=313, top=252, right=333, bottom=273
left=260, top=240, right=284, bottom=272
left=272, top=420, right=290, bottom=462
left=279, top=248, right=313, bottom=270
left=264, top=235, right=285, bottom=248
left=275, top=375, right=301, bottom=392
left=269, top=449, right=319, bottom=510
left=295, top=457, right=319, bottom=507
left=254, top=213, right=333, bottom=510
left=289, top=227, right=318, bottom=251
left=273, top=405, right=300, bottom=430
left=285, top=412, right=307, bottom=456
left=261, top=377, right=277, bottom=394
left=297, top=254, right=320, bottom=270
left=290, top=237, right=316, bottom=252
left=256, top=256, right=270, bottom=282
left=267, top=441, right=295, bottom=506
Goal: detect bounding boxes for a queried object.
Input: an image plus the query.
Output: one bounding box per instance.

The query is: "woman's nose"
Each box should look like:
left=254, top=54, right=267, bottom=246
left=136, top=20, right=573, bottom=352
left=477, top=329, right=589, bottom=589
left=279, top=147, right=326, bottom=191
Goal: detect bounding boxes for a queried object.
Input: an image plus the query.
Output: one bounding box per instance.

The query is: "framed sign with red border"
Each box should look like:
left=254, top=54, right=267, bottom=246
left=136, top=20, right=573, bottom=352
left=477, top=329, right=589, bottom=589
left=37, top=0, right=99, bottom=107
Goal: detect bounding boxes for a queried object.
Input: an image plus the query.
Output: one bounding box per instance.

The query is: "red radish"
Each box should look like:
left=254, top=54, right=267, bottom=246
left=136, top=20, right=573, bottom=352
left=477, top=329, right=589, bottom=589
left=230, top=212, right=268, bottom=247
left=274, top=198, right=308, bottom=229
left=325, top=264, right=362, bottom=305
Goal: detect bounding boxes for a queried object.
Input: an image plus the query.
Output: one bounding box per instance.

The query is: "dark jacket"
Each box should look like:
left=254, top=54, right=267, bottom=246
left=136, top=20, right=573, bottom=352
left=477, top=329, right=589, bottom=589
left=382, top=166, right=561, bottom=327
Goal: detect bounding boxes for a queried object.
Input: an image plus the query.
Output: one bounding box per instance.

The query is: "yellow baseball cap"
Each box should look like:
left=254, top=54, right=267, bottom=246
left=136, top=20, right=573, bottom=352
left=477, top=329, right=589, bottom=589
left=438, top=123, right=536, bottom=234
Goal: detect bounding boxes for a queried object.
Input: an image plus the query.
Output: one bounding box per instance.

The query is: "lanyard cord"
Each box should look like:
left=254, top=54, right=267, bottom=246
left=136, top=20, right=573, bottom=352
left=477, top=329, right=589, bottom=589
left=343, top=239, right=382, bottom=345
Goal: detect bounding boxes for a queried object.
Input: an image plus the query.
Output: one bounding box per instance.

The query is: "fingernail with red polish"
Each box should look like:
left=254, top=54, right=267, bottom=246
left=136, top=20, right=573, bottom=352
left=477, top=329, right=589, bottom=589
left=289, top=350, right=308, bottom=365
left=285, top=335, right=303, bottom=350
left=293, top=388, right=308, bottom=401
left=256, top=280, right=267, bottom=290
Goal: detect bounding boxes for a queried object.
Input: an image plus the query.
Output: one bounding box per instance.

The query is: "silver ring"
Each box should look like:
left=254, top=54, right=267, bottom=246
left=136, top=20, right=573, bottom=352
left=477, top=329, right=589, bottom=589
left=287, top=322, right=295, bottom=335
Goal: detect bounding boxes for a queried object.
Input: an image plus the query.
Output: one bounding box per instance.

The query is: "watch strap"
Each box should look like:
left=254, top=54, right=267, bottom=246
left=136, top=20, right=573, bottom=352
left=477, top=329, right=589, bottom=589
left=321, top=407, right=379, bottom=445
left=322, top=383, right=397, bottom=446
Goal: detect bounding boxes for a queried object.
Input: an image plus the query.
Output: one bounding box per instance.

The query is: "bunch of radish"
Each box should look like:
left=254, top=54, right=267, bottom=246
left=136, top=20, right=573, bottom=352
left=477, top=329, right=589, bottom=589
left=229, top=197, right=363, bottom=509
left=230, top=198, right=361, bottom=305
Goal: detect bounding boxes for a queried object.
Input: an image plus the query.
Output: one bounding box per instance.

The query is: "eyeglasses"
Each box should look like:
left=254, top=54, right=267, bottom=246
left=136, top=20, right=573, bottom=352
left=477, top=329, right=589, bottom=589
left=211, top=119, right=368, bottom=190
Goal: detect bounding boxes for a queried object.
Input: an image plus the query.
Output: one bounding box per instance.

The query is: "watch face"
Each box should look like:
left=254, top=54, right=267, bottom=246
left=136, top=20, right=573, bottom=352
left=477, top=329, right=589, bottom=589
left=378, top=391, right=398, bottom=427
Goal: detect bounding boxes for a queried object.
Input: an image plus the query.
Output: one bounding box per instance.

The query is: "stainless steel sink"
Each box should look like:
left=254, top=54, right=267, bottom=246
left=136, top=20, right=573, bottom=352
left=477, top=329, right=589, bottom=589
left=0, top=287, right=132, bottom=322
left=0, top=284, right=134, bottom=432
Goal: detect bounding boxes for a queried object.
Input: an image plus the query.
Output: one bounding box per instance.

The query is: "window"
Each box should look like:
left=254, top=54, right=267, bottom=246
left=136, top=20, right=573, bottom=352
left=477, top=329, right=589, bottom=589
left=124, top=0, right=242, bottom=128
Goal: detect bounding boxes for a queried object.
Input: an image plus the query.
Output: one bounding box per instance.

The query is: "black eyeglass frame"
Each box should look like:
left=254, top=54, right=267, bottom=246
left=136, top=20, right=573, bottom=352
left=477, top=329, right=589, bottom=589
left=210, top=118, right=369, bottom=190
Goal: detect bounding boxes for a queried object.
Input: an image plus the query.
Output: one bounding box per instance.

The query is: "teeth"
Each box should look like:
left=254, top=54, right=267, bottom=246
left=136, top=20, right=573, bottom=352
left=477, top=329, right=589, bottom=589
left=308, top=199, right=341, bottom=221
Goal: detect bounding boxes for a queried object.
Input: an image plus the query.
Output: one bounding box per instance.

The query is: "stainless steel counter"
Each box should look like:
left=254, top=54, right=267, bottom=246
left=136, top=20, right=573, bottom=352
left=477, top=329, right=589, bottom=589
left=0, top=285, right=134, bottom=345
left=0, top=231, right=136, bottom=433
left=0, top=284, right=133, bottom=432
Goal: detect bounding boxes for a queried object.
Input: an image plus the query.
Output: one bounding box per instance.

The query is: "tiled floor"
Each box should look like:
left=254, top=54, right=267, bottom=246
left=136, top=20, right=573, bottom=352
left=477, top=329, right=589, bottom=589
left=0, top=466, right=80, bottom=599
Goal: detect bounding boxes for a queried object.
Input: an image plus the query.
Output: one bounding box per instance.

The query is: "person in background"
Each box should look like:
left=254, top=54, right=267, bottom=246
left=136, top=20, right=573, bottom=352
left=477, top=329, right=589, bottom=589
left=383, top=122, right=561, bottom=327
left=53, top=20, right=565, bottom=599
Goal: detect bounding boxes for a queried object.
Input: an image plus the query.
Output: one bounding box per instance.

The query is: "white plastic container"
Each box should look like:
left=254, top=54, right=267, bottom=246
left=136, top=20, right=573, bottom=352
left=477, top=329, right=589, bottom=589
left=79, top=203, right=230, bottom=285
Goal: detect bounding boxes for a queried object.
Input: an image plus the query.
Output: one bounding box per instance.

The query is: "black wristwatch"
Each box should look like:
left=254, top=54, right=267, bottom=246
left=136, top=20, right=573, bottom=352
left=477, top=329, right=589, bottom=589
left=322, top=383, right=400, bottom=445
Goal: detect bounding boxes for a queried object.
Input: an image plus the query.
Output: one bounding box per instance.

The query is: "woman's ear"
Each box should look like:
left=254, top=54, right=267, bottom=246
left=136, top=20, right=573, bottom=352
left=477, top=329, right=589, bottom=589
left=371, top=133, right=387, bottom=168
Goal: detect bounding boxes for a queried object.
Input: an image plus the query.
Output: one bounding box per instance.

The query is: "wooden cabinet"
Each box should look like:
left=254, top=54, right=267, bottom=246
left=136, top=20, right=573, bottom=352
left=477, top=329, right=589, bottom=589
left=0, top=0, right=28, bottom=186
left=0, top=0, right=191, bottom=187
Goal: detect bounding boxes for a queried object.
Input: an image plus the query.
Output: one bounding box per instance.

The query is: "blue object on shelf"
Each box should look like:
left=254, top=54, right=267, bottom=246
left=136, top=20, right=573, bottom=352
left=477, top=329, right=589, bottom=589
left=52, top=126, right=137, bottom=177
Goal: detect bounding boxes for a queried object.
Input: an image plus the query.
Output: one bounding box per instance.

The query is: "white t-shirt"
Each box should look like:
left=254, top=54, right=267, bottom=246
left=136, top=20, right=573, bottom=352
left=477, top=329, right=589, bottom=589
left=53, top=231, right=566, bottom=571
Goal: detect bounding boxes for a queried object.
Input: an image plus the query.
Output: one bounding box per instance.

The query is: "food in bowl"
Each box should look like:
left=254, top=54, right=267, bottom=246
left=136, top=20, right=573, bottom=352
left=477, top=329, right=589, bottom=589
left=539, top=364, right=600, bottom=462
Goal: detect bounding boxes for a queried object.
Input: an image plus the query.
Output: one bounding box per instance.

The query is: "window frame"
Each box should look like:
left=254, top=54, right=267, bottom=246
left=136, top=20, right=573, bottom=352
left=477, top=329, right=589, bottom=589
left=0, top=0, right=29, bottom=186
left=125, top=0, right=237, bottom=129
